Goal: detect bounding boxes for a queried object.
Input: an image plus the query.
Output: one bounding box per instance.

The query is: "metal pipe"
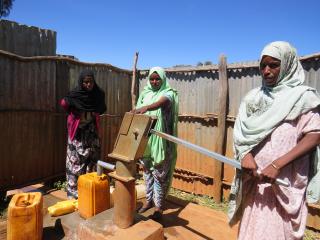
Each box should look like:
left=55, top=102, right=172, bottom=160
left=150, top=129, right=290, bottom=187
left=97, top=160, right=115, bottom=176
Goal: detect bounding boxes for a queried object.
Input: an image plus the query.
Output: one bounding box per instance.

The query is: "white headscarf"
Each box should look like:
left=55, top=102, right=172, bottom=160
left=228, top=41, right=320, bottom=225
left=233, top=41, right=320, bottom=161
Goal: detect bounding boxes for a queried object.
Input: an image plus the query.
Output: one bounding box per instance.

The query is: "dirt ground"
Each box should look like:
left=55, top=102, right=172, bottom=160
left=1, top=184, right=320, bottom=240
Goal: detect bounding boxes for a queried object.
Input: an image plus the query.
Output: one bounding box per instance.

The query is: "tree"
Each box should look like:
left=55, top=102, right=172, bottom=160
left=0, top=0, right=14, bottom=18
left=196, top=60, right=213, bottom=66
left=204, top=60, right=213, bottom=65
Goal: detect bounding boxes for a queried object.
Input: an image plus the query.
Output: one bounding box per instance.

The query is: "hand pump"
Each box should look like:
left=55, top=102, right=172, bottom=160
left=106, top=112, right=289, bottom=229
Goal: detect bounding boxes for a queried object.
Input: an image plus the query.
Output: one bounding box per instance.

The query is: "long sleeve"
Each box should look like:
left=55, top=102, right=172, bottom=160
left=60, top=98, right=69, bottom=111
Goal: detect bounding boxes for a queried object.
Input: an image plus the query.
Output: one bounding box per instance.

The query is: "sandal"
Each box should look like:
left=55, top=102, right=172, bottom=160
left=137, top=202, right=153, bottom=213
left=150, top=210, right=162, bottom=220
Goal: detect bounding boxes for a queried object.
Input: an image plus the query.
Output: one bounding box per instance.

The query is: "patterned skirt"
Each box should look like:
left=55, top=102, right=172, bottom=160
left=66, top=121, right=101, bottom=199
left=141, top=143, right=174, bottom=210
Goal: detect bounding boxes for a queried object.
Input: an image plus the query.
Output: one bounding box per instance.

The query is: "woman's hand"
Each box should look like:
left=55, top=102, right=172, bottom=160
left=258, top=132, right=320, bottom=183
left=260, top=163, right=280, bottom=182
left=241, top=153, right=258, bottom=176
left=131, top=106, right=149, bottom=114
left=241, top=153, right=257, bottom=170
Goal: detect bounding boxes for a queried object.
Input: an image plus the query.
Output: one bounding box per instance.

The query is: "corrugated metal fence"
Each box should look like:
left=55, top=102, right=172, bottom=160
left=1, top=45, right=319, bottom=202
left=138, top=53, right=320, bottom=200
left=0, top=50, right=132, bottom=192
left=0, top=19, right=56, bottom=57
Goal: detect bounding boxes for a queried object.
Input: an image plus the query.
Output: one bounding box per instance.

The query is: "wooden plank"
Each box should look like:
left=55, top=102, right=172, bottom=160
left=0, top=220, right=7, bottom=240
left=131, top=52, right=139, bottom=109
left=307, top=204, right=320, bottom=230
left=213, top=54, right=228, bottom=202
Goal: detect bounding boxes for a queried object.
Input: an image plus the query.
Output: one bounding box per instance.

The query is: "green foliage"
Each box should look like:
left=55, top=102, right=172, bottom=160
left=196, top=61, right=213, bottom=66
left=0, top=197, right=9, bottom=219
left=168, top=188, right=228, bottom=213
left=304, top=229, right=320, bottom=240
left=0, top=0, right=15, bottom=18
left=53, top=180, right=67, bottom=191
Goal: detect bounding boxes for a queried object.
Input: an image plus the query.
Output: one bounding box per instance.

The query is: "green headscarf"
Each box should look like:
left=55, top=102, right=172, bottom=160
left=137, top=67, right=179, bottom=179
left=229, top=41, right=320, bottom=225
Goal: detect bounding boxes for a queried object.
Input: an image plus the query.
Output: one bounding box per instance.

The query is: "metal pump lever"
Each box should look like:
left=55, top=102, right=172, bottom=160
left=150, top=129, right=290, bottom=187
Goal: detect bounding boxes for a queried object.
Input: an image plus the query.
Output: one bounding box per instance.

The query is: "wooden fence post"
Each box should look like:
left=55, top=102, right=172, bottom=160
left=131, top=52, right=139, bottom=109
left=213, top=54, right=228, bottom=203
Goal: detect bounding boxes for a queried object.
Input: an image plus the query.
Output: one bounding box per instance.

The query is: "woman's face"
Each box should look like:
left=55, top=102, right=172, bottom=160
left=260, top=56, right=281, bottom=87
left=149, top=72, right=162, bottom=91
left=82, top=75, right=94, bottom=91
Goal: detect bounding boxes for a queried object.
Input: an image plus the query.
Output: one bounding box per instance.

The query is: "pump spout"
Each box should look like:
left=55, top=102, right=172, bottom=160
left=97, top=160, right=115, bottom=176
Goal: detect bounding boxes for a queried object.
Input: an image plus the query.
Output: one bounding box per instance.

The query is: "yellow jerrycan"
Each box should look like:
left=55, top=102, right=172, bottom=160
left=78, top=172, right=110, bottom=219
left=7, top=192, right=43, bottom=240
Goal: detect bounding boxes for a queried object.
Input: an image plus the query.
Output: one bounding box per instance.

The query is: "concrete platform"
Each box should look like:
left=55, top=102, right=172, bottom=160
left=76, top=210, right=164, bottom=240
left=2, top=184, right=239, bottom=240
left=42, top=185, right=165, bottom=239
left=42, top=189, right=239, bottom=240
left=47, top=202, right=157, bottom=239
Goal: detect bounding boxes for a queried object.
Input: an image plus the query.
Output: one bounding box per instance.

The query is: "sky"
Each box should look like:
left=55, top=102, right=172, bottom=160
left=3, top=0, right=320, bottom=70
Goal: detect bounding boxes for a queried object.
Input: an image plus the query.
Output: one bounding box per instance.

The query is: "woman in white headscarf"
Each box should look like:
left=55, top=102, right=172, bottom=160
left=228, top=41, right=320, bottom=240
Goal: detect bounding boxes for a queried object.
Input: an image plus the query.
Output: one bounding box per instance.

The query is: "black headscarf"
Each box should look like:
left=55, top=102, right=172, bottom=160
left=64, top=69, right=106, bottom=114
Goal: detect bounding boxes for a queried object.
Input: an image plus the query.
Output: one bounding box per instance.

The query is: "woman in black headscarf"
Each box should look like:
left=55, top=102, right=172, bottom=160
left=60, top=69, right=106, bottom=199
